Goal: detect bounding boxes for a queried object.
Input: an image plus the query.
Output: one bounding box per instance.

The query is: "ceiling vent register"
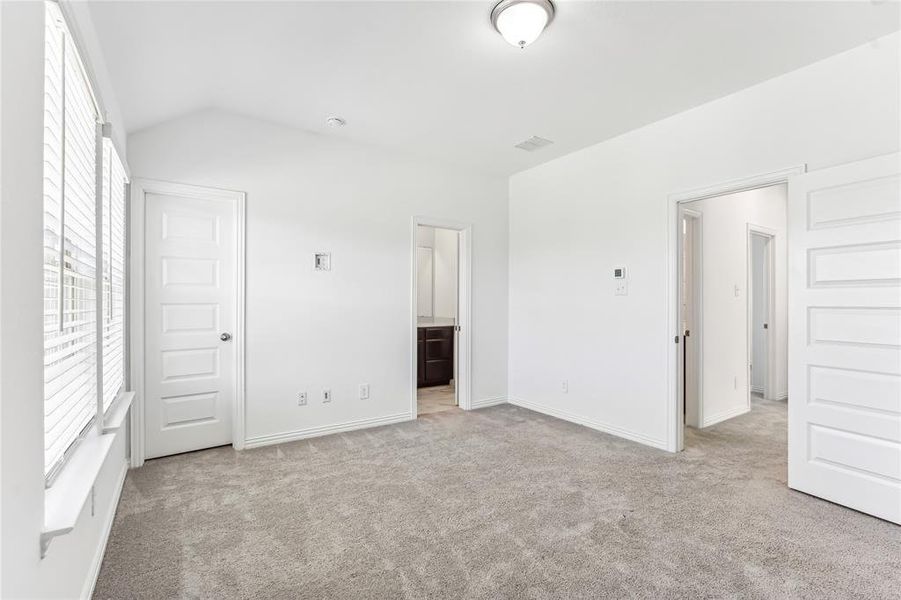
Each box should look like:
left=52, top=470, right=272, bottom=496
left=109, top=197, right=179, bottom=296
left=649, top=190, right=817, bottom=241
left=514, top=136, right=554, bottom=151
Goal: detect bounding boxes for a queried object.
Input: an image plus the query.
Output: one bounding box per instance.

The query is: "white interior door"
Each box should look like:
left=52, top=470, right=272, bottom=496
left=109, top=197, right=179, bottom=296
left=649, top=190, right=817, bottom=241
left=144, top=187, right=237, bottom=459
left=788, top=152, right=901, bottom=524
left=681, top=211, right=702, bottom=428
left=750, top=234, right=770, bottom=395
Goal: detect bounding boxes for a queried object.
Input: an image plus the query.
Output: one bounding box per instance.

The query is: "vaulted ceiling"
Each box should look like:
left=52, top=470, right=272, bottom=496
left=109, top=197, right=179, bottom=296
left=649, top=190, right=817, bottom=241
left=85, top=1, right=900, bottom=175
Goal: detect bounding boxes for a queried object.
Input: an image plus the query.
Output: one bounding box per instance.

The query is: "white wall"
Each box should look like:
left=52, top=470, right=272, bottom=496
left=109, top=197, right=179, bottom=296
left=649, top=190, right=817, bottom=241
left=0, top=3, right=129, bottom=598
left=433, top=228, right=458, bottom=319
left=508, top=32, right=900, bottom=451
left=686, top=185, right=787, bottom=427
left=127, top=110, right=509, bottom=444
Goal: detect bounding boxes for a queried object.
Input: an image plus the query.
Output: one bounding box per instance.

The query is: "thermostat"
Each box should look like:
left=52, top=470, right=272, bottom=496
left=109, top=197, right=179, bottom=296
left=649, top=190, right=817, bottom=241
left=614, top=267, right=626, bottom=279
left=314, top=253, right=331, bottom=271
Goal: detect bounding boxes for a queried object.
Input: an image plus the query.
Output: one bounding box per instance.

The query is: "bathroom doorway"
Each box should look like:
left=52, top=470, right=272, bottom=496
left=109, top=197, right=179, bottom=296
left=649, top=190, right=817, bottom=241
left=411, top=218, right=471, bottom=417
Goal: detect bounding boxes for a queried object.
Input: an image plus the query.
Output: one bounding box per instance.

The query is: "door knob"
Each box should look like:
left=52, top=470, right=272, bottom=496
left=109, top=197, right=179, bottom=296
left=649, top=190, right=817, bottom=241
left=220, top=332, right=232, bottom=342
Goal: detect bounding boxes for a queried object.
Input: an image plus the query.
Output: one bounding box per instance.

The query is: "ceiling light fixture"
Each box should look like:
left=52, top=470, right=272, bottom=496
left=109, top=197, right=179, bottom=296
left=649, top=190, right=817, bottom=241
left=490, top=0, right=555, bottom=49
left=326, top=116, right=346, bottom=127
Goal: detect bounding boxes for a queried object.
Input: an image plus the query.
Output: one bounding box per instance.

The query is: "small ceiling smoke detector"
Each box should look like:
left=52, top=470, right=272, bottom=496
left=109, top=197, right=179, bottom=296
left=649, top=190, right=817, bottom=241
left=491, top=0, right=555, bottom=49
left=326, top=116, right=346, bottom=127
left=514, top=136, right=554, bottom=152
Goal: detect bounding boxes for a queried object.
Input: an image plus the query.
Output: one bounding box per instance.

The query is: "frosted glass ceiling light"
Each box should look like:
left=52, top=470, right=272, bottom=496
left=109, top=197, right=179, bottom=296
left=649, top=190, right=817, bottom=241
left=491, top=0, right=555, bottom=49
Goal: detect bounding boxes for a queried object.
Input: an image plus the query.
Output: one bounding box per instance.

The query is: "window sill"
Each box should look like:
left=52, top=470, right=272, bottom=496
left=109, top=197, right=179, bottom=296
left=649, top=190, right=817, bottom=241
left=41, top=390, right=134, bottom=557
left=103, top=390, right=135, bottom=433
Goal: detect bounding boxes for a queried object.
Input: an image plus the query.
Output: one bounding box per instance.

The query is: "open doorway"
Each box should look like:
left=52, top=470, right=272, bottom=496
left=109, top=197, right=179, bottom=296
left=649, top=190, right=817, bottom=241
left=677, top=183, right=788, bottom=445
left=411, top=218, right=471, bottom=417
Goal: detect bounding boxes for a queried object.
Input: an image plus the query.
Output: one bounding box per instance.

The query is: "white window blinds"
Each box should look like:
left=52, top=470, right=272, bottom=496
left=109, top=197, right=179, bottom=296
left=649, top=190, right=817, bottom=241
left=43, top=3, right=128, bottom=478
left=102, top=139, right=127, bottom=412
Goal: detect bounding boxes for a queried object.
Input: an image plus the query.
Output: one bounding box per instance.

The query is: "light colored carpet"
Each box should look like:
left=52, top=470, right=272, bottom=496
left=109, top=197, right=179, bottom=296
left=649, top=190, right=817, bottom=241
left=417, top=384, right=458, bottom=415
left=94, top=399, right=901, bottom=599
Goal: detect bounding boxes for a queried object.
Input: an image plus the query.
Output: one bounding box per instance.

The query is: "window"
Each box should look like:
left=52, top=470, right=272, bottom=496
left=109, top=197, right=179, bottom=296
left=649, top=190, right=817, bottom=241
left=102, top=139, right=127, bottom=413
left=43, top=3, right=129, bottom=479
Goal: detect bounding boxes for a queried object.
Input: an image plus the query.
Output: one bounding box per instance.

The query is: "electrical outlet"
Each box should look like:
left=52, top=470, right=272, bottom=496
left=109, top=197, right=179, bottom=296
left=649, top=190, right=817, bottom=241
left=297, top=391, right=307, bottom=406
left=615, top=281, right=628, bottom=296
left=323, top=389, right=332, bottom=403
left=359, top=384, right=370, bottom=400
left=562, top=380, right=569, bottom=394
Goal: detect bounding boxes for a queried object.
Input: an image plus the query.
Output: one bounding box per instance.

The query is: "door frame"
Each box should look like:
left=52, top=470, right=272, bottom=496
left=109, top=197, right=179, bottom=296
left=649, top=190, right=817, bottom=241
left=747, top=225, right=777, bottom=401
left=666, top=165, right=804, bottom=452
left=410, top=216, right=472, bottom=416
left=129, top=179, right=246, bottom=468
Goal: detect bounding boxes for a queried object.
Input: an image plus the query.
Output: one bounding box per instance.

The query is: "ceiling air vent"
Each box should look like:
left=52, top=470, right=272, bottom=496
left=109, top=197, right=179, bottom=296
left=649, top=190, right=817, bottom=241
left=514, top=136, right=554, bottom=152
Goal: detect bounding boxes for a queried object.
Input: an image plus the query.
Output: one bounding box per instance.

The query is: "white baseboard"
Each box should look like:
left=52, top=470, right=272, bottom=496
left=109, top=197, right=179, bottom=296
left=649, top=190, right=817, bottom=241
left=750, top=385, right=763, bottom=394
left=507, top=397, right=668, bottom=450
left=702, top=404, right=751, bottom=428
left=244, top=412, right=412, bottom=449
left=82, top=459, right=128, bottom=600
left=469, top=396, right=507, bottom=409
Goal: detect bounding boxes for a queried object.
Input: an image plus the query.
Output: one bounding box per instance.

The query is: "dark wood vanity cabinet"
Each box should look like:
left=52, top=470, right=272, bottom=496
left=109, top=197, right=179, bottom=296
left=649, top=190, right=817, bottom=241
left=417, top=326, right=454, bottom=388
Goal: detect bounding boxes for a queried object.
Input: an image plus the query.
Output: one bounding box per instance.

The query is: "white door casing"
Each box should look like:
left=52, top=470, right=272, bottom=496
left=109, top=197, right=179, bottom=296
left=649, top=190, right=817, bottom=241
left=139, top=181, right=244, bottom=460
left=788, top=152, right=901, bottom=524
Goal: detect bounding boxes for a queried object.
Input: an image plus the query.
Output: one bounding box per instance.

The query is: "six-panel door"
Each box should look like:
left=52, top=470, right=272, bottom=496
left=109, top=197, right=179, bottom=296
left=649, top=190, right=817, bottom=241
left=144, top=191, right=236, bottom=459
left=787, top=153, right=901, bottom=524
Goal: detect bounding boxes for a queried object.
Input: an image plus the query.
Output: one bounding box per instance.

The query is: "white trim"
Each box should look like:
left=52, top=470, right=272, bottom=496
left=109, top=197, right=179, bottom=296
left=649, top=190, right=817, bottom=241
left=101, top=390, right=134, bottom=434
left=128, top=179, right=246, bottom=465
left=41, top=432, right=116, bottom=557
left=128, top=181, right=145, bottom=468
left=668, top=166, right=805, bottom=204
left=410, top=217, right=473, bottom=416
left=508, top=397, right=669, bottom=450
left=470, top=396, right=507, bottom=409
left=244, top=412, right=412, bottom=449
left=94, top=121, right=105, bottom=435
left=234, top=188, right=247, bottom=451
left=702, top=404, right=751, bottom=428
left=80, top=458, right=128, bottom=600
left=666, top=165, right=805, bottom=452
